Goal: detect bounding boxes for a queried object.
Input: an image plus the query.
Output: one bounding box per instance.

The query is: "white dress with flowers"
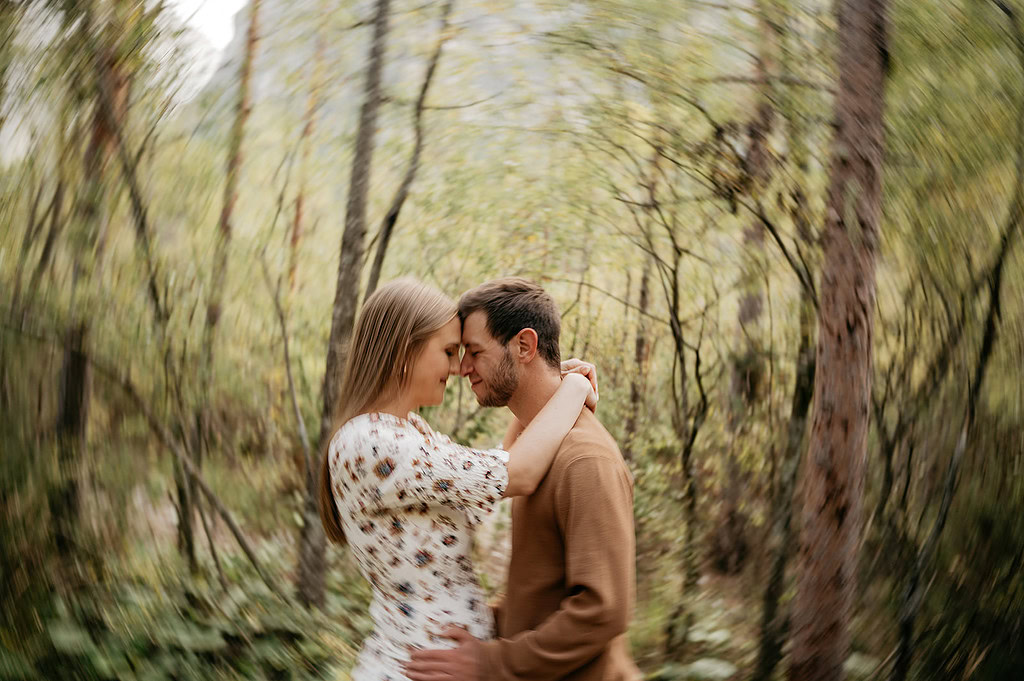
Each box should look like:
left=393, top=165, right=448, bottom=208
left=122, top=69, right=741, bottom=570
left=327, top=411, right=510, bottom=681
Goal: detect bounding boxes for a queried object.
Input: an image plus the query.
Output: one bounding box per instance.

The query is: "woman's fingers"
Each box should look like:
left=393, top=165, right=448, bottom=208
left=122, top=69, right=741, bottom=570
left=562, top=363, right=599, bottom=400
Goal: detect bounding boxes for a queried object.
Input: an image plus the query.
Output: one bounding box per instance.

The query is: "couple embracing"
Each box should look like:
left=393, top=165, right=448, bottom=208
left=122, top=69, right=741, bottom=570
left=318, top=277, right=640, bottom=681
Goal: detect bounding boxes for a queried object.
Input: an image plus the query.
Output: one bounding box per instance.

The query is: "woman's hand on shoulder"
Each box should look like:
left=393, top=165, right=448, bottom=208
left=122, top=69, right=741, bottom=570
left=561, top=358, right=599, bottom=412
left=561, top=369, right=598, bottom=412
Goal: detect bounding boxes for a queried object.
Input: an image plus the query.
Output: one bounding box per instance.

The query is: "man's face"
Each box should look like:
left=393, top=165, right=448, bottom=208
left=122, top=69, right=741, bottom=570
left=460, top=310, right=520, bottom=407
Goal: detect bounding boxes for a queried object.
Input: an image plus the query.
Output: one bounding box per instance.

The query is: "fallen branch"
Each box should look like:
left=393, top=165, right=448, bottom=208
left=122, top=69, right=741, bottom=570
left=99, top=362, right=289, bottom=602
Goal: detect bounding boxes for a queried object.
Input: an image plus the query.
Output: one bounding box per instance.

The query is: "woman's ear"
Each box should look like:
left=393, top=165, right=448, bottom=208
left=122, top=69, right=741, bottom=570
left=514, top=328, right=539, bottom=363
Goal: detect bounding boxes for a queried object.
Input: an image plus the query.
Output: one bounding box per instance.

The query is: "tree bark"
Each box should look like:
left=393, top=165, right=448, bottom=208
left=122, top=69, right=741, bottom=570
left=787, top=0, right=887, bottom=679
left=298, top=0, right=391, bottom=610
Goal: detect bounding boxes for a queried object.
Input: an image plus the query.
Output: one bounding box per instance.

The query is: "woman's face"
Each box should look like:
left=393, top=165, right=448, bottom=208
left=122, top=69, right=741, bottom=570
left=406, top=316, right=462, bottom=408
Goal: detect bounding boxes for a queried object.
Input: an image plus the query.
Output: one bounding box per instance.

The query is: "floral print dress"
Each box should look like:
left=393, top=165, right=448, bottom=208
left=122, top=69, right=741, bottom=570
left=327, top=411, right=510, bottom=681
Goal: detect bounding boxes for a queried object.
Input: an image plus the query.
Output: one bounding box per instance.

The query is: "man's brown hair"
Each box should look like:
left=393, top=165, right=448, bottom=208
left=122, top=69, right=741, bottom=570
left=458, top=277, right=562, bottom=369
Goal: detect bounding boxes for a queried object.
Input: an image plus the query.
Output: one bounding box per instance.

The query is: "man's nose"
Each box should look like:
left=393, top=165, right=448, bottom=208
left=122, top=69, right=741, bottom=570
left=460, top=353, right=472, bottom=377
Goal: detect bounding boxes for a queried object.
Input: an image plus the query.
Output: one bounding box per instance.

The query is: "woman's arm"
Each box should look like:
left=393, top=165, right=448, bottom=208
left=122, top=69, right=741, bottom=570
left=501, top=417, right=525, bottom=449
left=503, top=373, right=593, bottom=497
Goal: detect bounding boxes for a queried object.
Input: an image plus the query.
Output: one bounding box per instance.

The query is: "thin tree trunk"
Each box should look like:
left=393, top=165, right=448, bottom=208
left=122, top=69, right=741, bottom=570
left=662, top=263, right=710, bottom=655
left=9, top=177, right=49, bottom=317
left=664, top=341, right=709, bottom=657
left=299, top=0, right=391, bottom=610
left=193, top=0, right=261, bottom=572
left=569, top=239, right=592, bottom=356
left=364, top=0, right=454, bottom=300
left=609, top=270, right=632, bottom=391
left=753, top=294, right=815, bottom=681
left=622, top=258, right=650, bottom=463
left=26, top=177, right=66, bottom=310
left=787, top=0, right=888, bottom=678
left=51, top=320, right=89, bottom=560
left=289, top=4, right=327, bottom=296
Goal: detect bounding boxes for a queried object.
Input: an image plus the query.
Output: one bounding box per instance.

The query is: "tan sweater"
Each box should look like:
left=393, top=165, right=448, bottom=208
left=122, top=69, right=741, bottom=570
left=479, top=409, right=640, bottom=680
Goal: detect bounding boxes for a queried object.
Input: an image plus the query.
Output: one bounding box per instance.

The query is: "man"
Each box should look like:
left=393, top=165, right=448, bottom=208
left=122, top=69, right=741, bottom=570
left=405, top=277, right=640, bottom=681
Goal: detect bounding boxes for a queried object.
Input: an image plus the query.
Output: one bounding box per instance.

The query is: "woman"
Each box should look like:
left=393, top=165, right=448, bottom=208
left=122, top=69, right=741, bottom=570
left=318, top=277, right=595, bottom=681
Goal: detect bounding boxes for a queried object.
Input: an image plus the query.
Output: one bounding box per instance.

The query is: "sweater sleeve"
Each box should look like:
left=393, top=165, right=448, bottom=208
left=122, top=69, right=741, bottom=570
left=477, top=455, right=635, bottom=680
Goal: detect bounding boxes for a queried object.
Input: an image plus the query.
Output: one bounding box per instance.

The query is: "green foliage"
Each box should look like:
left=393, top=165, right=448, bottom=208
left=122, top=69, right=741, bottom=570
left=6, top=567, right=362, bottom=681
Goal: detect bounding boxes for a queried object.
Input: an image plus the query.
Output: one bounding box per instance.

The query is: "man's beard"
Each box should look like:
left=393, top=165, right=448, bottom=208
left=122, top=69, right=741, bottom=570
left=477, top=348, right=519, bottom=407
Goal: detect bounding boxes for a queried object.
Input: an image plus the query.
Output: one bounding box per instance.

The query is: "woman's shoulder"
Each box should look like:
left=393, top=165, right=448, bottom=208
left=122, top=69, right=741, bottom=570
left=331, top=412, right=423, bottom=450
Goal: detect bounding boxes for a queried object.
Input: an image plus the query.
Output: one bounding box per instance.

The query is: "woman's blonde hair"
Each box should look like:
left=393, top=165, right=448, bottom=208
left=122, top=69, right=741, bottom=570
left=318, top=277, right=458, bottom=544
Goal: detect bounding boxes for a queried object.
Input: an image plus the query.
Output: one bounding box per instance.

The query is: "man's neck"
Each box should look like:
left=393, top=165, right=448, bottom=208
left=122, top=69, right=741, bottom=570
left=507, top=366, right=562, bottom=425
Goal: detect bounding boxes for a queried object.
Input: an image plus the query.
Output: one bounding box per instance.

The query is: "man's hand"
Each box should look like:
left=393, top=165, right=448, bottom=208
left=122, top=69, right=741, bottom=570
left=561, top=358, right=599, bottom=412
left=404, top=626, right=482, bottom=681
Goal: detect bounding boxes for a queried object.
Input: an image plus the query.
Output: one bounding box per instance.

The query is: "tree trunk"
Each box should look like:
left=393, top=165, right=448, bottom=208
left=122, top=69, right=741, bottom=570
left=26, top=178, right=65, bottom=305
left=9, top=177, right=48, bottom=318
left=297, top=0, right=391, bottom=610
left=192, top=0, right=261, bottom=572
left=289, top=4, right=327, bottom=297
left=753, top=293, right=815, bottom=681
left=364, top=0, right=454, bottom=300
left=51, top=320, right=89, bottom=561
left=787, top=1, right=887, bottom=679
left=622, top=258, right=650, bottom=463
left=609, top=270, right=632, bottom=391
left=49, top=4, right=132, bottom=563
left=662, top=260, right=709, bottom=656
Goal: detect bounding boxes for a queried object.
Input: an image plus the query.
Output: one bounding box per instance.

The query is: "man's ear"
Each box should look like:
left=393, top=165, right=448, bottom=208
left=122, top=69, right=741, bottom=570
left=513, top=328, right=539, bottom=363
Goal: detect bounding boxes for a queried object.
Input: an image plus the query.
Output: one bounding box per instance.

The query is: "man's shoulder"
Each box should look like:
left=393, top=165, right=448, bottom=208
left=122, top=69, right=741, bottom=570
left=555, top=410, right=627, bottom=471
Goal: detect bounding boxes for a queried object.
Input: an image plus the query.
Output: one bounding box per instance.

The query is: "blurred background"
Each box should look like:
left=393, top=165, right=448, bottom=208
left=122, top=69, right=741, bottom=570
left=1, top=0, right=1023, bottom=679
